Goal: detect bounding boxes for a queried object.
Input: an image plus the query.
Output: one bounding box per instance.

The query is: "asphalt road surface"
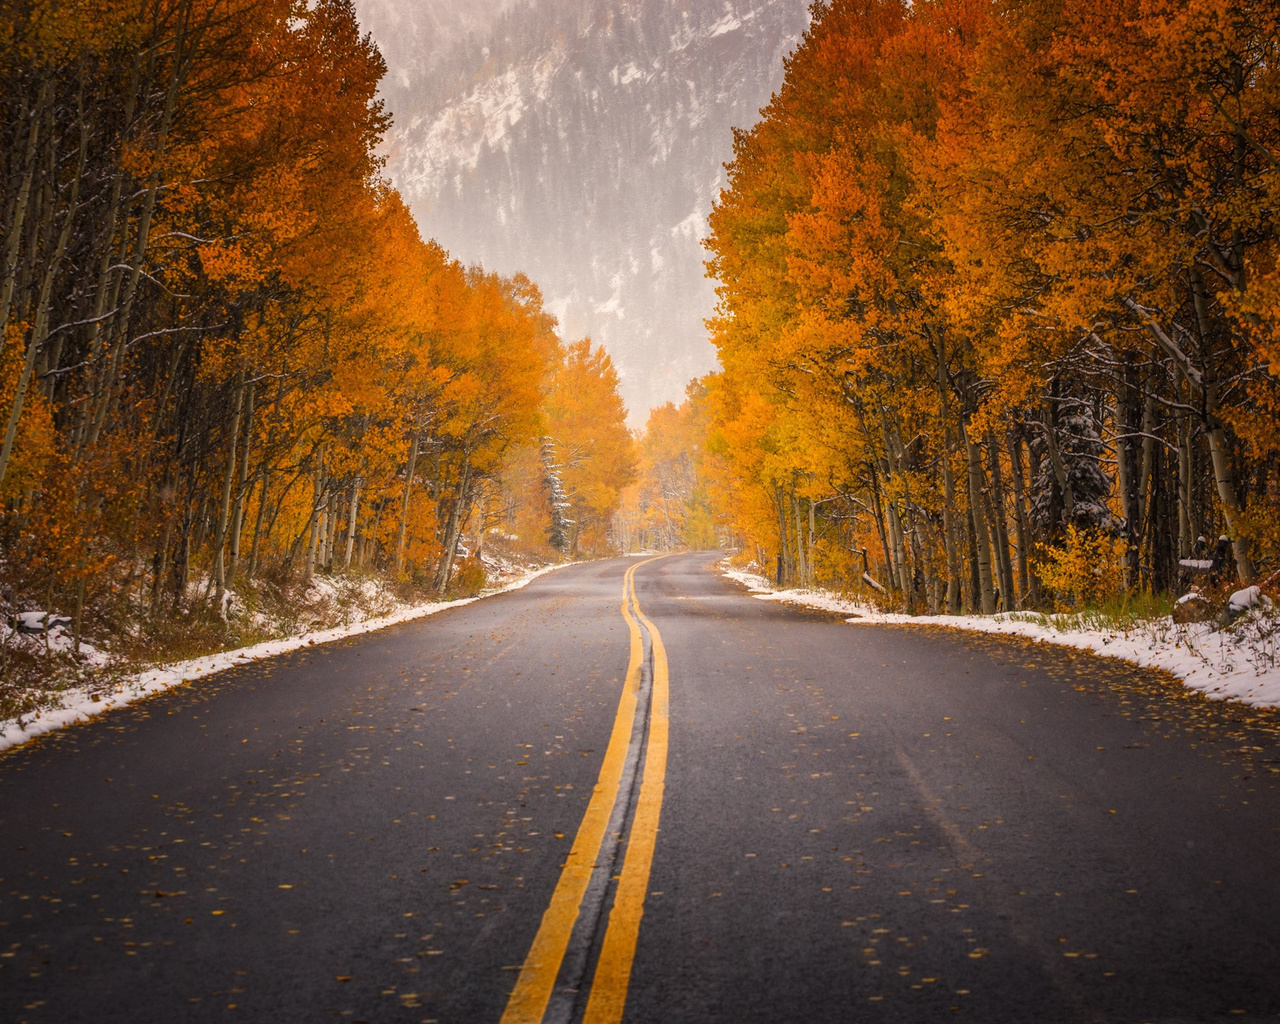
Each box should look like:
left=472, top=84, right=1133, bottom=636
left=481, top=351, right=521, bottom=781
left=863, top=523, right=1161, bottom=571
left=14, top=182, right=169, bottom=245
left=2, top=552, right=1280, bottom=1024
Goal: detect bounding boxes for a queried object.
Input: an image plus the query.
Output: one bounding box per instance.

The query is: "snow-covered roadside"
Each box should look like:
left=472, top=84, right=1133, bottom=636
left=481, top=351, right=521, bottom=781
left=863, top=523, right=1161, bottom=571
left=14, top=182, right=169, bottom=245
left=0, top=562, right=572, bottom=755
left=721, top=564, right=1280, bottom=710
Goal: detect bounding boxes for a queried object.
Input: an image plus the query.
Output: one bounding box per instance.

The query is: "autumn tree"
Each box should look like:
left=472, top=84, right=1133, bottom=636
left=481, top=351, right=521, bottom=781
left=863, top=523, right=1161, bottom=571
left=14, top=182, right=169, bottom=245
left=0, top=0, right=608, bottom=648
left=542, top=338, right=635, bottom=555
left=703, top=0, right=1280, bottom=612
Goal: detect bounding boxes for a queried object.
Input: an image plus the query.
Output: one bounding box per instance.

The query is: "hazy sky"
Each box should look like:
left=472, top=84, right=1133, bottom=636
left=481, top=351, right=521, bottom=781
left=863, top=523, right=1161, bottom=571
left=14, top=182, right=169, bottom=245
left=352, top=0, right=810, bottom=424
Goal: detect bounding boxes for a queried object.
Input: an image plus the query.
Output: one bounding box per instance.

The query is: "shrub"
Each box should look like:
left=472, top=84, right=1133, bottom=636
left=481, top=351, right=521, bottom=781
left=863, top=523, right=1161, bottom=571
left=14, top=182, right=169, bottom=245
left=1036, top=524, right=1126, bottom=608
left=448, top=557, right=488, bottom=599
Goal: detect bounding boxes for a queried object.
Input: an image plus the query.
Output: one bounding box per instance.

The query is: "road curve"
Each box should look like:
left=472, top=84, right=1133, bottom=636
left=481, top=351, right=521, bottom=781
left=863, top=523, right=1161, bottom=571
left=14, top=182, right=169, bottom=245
left=2, top=552, right=1279, bottom=1023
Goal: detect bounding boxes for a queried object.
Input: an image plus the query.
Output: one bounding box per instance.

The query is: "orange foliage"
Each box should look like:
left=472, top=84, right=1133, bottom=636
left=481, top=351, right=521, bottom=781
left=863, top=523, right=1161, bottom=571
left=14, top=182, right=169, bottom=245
left=0, top=0, right=630, bottom=633
left=704, top=0, right=1280, bottom=609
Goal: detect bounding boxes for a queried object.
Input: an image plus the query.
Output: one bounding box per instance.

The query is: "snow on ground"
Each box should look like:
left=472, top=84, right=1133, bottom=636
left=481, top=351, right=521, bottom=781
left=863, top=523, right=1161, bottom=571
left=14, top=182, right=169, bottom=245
left=721, top=563, right=1280, bottom=710
left=0, top=562, right=572, bottom=755
left=1, top=623, right=112, bottom=669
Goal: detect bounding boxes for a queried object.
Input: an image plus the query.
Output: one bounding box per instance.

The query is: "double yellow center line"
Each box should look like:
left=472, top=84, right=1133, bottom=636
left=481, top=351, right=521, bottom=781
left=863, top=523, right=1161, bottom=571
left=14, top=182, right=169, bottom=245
left=500, top=556, right=670, bottom=1024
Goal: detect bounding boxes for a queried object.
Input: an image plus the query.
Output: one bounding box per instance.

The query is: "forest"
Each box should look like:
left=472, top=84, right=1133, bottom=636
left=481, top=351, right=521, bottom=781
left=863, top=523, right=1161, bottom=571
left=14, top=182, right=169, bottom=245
left=700, top=0, right=1280, bottom=615
left=4, top=0, right=1278, bottom=708
left=0, top=0, right=637, bottom=693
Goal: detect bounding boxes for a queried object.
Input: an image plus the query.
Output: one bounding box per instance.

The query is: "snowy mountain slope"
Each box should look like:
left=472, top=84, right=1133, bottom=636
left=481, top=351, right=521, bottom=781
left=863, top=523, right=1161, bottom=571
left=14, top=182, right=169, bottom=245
left=354, top=0, right=515, bottom=96
left=353, top=0, right=811, bottom=423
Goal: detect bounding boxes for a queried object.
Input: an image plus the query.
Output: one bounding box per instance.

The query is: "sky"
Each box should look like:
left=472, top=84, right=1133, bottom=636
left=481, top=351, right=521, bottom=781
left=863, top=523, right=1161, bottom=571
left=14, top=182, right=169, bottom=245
left=351, top=0, right=811, bottom=425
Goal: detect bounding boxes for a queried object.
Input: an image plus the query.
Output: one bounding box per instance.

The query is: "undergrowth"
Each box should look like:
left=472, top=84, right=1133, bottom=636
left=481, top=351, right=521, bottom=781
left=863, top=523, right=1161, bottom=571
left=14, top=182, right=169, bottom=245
left=1, top=541, right=555, bottom=726
left=1006, top=590, right=1176, bottom=633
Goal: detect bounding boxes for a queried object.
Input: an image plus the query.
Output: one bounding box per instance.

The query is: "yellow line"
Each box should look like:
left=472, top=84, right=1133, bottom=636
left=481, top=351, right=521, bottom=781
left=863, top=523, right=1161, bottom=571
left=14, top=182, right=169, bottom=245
left=498, top=558, right=662, bottom=1024
left=582, top=565, right=670, bottom=1024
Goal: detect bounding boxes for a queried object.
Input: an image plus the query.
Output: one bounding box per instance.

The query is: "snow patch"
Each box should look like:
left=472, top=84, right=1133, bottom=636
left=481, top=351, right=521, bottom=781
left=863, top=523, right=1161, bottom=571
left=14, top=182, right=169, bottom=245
left=0, top=563, right=575, bottom=755
left=671, top=209, right=707, bottom=240
left=3, top=622, right=111, bottom=667
left=612, top=62, right=646, bottom=86
left=1228, top=586, right=1268, bottom=616
left=544, top=293, right=573, bottom=327
left=399, top=47, right=567, bottom=196
left=14, top=611, right=70, bottom=633
left=720, top=562, right=1280, bottom=710
left=594, top=274, right=625, bottom=317
left=709, top=13, right=743, bottom=37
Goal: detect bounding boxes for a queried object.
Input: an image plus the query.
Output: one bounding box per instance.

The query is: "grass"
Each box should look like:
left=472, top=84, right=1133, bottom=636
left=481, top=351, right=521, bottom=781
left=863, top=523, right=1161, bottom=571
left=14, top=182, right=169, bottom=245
left=1, top=543, right=560, bottom=729
left=1, top=569, right=426, bottom=725
left=0, top=645, right=88, bottom=723
left=1005, top=589, right=1177, bottom=633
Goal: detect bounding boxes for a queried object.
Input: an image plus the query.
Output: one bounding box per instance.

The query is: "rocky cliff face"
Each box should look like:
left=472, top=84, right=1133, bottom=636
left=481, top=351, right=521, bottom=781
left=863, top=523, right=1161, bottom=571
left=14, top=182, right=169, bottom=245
left=353, top=0, right=810, bottom=423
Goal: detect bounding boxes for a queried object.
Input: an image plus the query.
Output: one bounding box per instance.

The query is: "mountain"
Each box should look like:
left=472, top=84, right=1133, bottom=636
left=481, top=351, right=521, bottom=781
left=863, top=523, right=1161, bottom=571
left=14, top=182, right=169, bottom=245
left=352, top=0, right=811, bottom=424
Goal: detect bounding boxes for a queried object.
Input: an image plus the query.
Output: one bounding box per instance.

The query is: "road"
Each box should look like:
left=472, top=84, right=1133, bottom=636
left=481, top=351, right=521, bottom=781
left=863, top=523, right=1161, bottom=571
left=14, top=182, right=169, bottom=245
left=2, top=552, right=1279, bottom=1024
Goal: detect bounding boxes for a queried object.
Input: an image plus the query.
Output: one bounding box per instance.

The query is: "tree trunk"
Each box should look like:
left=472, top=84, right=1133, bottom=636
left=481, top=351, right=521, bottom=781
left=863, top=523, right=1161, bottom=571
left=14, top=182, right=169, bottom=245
left=930, top=329, right=962, bottom=612
left=985, top=430, right=1015, bottom=610
left=303, top=470, right=323, bottom=580
left=1133, top=392, right=1156, bottom=588
left=323, top=487, right=337, bottom=570
left=366, top=498, right=385, bottom=570
left=775, top=485, right=792, bottom=585
left=433, top=459, right=473, bottom=594
left=394, top=432, right=420, bottom=576
left=965, top=424, right=996, bottom=614
left=1177, top=409, right=1193, bottom=559
left=151, top=518, right=172, bottom=619
left=1185, top=269, right=1254, bottom=583
left=173, top=510, right=192, bottom=609
left=1205, top=424, right=1255, bottom=582
left=965, top=508, right=979, bottom=613
left=317, top=504, right=330, bottom=573
left=73, top=576, right=85, bottom=655
left=84, top=17, right=191, bottom=451
left=1149, top=443, right=1175, bottom=593
left=343, top=477, right=361, bottom=572
left=212, top=378, right=245, bottom=610
left=0, top=78, right=49, bottom=355
left=1042, top=399, right=1075, bottom=530
left=70, top=167, right=129, bottom=451
left=808, top=495, right=816, bottom=588
left=1117, top=359, right=1142, bottom=588
left=1006, top=426, right=1033, bottom=606
left=867, top=462, right=895, bottom=592
left=247, top=473, right=268, bottom=579
left=941, top=440, right=963, bottom=614
left=227, top=382, right=254, bottom=587
left=888, top=503, right=910, bottom=603
left=0, top=86, right=87, bottom=486
left=793, top=489, right=807, bottom=587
